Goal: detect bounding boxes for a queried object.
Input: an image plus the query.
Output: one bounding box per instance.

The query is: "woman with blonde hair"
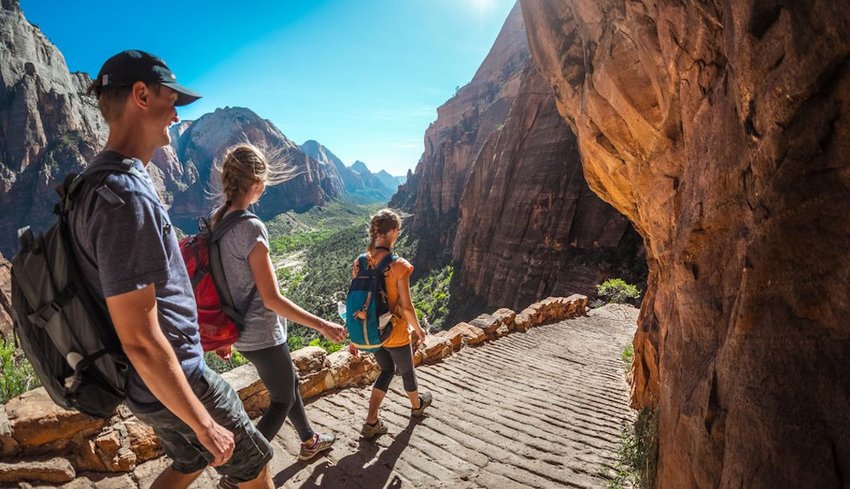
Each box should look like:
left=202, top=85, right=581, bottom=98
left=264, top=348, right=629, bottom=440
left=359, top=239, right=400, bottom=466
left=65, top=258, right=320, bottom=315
left=348, top=208, right=432, bottom=438
left=210, top=144, right=346, bottom=488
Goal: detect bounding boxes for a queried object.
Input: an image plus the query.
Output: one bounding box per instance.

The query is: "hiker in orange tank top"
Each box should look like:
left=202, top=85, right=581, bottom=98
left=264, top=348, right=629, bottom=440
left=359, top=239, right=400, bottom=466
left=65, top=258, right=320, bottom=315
left=348, top=209, right=433, bottom=438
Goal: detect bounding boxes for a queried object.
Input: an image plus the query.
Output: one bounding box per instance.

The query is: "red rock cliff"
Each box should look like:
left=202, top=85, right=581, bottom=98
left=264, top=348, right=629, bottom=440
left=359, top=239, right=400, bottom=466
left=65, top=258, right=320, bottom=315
left=520, top=0, right=850, bottom=487
left=393, top=3, right=641, bottom=310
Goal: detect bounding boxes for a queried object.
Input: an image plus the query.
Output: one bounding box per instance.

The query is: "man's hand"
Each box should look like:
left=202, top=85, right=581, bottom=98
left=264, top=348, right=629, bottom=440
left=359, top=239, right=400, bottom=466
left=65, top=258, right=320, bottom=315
left=196, top=419, right=235, bottom=467
left=106, top=285, right=236, bottom=469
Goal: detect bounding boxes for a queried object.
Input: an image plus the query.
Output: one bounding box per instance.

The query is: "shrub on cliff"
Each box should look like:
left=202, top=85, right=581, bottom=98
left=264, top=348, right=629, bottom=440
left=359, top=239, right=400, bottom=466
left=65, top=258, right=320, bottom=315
left=204, top=350, right=249, bottom=374
left=0, top=337, right=40, bottom=403
left=410, top=265, right=453, bottom=331
left=596, top=278, right=642, bottom=306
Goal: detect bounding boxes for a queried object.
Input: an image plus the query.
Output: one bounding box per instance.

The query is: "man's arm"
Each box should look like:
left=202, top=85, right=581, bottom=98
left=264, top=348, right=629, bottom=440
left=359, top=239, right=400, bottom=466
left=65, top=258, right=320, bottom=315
left=106, top=284, right=234, bottom=466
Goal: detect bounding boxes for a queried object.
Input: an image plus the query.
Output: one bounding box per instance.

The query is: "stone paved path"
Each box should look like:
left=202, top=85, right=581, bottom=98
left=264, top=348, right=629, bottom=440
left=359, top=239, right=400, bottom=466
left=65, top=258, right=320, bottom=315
left=84, top=305, right=637, bottom=489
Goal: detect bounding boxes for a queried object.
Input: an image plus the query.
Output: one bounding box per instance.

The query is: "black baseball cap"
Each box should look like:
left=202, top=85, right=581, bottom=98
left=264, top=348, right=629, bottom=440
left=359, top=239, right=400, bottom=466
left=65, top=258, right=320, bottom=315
left=87, top=49, right=201, bottom=106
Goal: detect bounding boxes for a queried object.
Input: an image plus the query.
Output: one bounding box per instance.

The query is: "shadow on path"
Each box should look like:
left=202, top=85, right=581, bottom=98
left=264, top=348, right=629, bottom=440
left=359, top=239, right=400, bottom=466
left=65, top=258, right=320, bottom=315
left=274, top=417, right=423, bottom=488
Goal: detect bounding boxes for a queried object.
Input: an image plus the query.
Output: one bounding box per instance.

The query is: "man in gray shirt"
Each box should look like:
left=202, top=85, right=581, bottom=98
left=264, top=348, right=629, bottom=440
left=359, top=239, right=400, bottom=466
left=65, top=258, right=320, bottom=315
left=75, top=50, right=274, bottom=489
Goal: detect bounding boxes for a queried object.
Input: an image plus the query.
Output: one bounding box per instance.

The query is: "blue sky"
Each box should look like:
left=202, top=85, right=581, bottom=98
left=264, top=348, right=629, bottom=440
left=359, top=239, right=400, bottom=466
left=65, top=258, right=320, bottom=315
left=20, top=0, right=517, bottom=176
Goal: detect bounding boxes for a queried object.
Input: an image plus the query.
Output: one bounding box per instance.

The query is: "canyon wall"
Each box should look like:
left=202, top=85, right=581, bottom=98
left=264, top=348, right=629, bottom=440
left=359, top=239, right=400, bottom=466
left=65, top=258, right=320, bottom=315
left=393, top=3, right=642, bottom=311
left=520, top=0, right=850, bottom=487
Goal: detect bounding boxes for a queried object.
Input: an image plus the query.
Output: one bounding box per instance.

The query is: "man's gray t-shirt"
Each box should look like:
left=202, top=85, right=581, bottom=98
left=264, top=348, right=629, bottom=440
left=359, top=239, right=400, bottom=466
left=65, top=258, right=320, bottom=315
left=69, top=151, right=204, bottom=412
left=218, top=216, right=287, bottom=352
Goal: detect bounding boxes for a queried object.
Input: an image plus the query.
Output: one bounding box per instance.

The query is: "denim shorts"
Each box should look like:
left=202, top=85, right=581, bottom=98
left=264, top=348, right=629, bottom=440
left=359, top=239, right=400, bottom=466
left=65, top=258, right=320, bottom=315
left=132, top=366, right=273, bottom=482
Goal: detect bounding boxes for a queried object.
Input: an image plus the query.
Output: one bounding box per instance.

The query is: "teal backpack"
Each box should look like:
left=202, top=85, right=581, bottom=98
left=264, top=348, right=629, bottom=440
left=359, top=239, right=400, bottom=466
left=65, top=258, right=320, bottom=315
left=345, top=250, right=397, bottom=352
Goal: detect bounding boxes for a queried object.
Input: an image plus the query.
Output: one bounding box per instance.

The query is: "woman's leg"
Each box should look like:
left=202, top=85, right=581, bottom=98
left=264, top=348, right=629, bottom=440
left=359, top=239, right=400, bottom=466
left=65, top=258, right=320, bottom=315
left=386, top=344, right=420, bottom=408
left=241, top=344, right=315, bottom=442
left=367, top=347, right=395, bottom=423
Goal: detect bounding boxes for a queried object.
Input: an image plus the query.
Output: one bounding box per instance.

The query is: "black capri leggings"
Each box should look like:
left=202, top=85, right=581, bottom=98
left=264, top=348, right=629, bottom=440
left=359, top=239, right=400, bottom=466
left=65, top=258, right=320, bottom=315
left=373, top=344, right=418, bottom=393
left=240, top=343, right=314, bottom=443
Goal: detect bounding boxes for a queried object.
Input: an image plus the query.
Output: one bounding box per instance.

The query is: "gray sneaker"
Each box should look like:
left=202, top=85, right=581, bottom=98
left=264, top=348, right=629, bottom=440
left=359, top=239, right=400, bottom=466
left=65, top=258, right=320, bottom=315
left=411, top=391, right=433, bottom=417
left=298, top=432, right=336, bottom=461
left=360, top=419, right=388, bottom=439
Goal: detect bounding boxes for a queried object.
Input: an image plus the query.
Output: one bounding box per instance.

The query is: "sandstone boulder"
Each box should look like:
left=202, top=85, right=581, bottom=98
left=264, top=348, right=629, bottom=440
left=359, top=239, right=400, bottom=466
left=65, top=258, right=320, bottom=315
left=0, top=457, right=74, bottom=484
left=447, top=322, right=487, bottom=347
left=491, top=308, right=517, bottom=331
left=5, top=389, right=105, bottom=453
left=421, top=336, right=453, bottom=363
left=291, top=346, right=333, bottom=400
left=221, top=363, right=268, bottom=417
left=468, top=314, right=501, bottom=335
left=327, top=350, right=379, bottom=389
left=122, top=420, right=161, bottom=463
left=0, top=404, right=18, bottom=457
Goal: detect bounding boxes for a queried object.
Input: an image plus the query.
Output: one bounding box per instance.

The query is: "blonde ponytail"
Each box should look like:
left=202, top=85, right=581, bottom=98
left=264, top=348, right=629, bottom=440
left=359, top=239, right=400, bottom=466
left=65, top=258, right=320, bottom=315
left=211, top=143, right=299, bottom=226
left=367, top=208, right=402, bottom=253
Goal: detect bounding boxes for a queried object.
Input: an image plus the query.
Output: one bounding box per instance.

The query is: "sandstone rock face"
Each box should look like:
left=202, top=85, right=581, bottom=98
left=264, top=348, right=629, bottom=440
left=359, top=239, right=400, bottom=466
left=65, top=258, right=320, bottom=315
left=0, top=0, right=108, bottom=255
left=391, top=3, right=642, bottom=312
left=453, top=62, right=636, bottom=310
left=520, top=1, right=850, bottom=487
left=390, top=3, right=531, bottom=267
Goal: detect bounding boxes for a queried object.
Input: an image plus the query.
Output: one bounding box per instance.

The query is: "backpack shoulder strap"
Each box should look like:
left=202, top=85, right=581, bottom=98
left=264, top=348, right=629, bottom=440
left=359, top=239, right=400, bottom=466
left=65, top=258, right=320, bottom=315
left=58, top=161, right=148, bottom=213
left=355, top=254, right=369, bottom=276
left=207, top=210, right=261, bottom=329
left=210, top=210, right=259, bottom=243
left=375, top=253, right=397, bottom=274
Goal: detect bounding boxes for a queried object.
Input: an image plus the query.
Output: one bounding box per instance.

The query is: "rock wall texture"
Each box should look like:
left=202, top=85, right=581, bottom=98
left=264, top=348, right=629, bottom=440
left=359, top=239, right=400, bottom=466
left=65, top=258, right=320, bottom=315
left=520, top=0, right=850, bottom=487
left=0, top=0, right=108, bottom=255
left=392, top=3, right=642, bottom=311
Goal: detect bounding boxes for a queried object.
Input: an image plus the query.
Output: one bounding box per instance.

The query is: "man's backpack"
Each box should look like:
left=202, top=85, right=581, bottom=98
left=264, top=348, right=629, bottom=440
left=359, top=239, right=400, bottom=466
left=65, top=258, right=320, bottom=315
left=346, top=250, right=397, bottom=352
left=179, top=210, right=258, bottom=352
left=9, top=163, right=143, bottom=418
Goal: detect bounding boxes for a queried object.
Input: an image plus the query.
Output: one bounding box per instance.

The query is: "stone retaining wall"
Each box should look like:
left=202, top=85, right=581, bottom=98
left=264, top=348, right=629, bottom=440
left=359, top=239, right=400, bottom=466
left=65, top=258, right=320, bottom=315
left=0, top=295, right=587, bottom=485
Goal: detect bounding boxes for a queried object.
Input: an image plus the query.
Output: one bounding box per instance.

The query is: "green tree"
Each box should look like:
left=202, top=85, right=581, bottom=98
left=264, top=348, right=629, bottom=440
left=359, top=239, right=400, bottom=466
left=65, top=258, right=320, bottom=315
left=596, top=278, right=641, bottom=305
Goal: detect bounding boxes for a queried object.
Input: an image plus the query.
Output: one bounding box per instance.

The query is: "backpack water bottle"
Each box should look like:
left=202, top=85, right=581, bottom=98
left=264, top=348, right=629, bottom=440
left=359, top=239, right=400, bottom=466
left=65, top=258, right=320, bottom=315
left=345, top=252, right=396, bottom=352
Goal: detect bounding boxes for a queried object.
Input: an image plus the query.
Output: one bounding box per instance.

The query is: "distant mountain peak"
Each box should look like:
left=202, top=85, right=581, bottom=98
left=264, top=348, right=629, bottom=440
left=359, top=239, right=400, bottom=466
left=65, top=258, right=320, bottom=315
left=350, top=160, right=370, bottom=174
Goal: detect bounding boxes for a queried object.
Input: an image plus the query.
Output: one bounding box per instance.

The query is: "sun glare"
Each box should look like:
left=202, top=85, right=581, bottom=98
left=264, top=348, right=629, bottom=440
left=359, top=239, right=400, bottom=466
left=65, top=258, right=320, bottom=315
left=471, top=0, right=492, bottom=13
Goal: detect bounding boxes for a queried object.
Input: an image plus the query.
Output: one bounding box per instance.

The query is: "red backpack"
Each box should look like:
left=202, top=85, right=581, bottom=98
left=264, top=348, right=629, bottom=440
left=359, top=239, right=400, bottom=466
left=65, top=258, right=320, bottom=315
left=180, top=211, right=258, bottom=352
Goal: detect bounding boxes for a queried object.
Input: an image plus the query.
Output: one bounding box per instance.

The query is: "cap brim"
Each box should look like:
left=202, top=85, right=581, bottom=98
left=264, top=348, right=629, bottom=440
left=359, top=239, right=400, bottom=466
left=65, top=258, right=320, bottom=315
left=162, top=82, right=202, bottom=106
